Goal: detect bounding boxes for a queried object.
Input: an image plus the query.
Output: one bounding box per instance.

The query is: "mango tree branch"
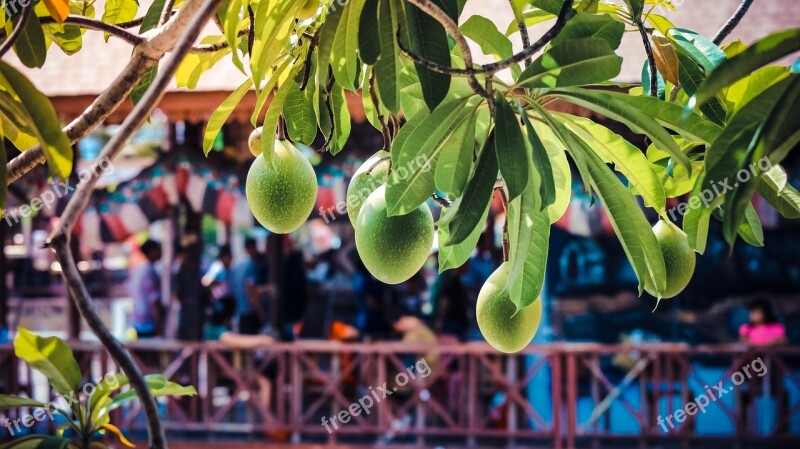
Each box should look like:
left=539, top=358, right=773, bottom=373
left=39, top=15, right=145, bottom=45
left=0, top=3, right=32, bottom=59
left=6, top=0, right=218, bottom=185
left=404, top=0, right=488, bottom=99
left=43, top=3, right=223, bottom=449
left=636, top=18, right=658, bottom=97
left=713, top=0, right=754, bottom=44
left=399, top=0, right=574, bottom=77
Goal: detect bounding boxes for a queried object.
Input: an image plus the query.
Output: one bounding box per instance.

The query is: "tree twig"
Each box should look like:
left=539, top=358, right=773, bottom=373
left=0, top=3, right=32, bottom=59
left=512, top=0, right=532, bottom=68
left=404, top=0, right=488, bottom=99
left=398, top=0, right=574, bottom=77
left=39, top=15, right=145, bottom=45
left=713, top=0, right=755, bottom=45
left=159, top=0, right=178, bottom=26
left=636, top=17, right=658, bottom=97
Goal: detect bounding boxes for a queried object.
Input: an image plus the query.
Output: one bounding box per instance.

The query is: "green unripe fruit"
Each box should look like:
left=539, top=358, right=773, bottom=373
left=297, top=0, right=319, bottom=19
left=354, top=185, right=433, bottom=284
left=246, top=140, right=318, bottom=234
left=645, top=220, right=696, bottom=299
left=248, top=127, right=263, bottom=157
left=346, top=150, right=390, bottom=226
left=476, top=263, right=543, bottom=353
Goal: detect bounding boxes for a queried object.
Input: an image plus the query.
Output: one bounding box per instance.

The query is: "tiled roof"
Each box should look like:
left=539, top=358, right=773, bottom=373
left=9, top=0, right=796, bottom=98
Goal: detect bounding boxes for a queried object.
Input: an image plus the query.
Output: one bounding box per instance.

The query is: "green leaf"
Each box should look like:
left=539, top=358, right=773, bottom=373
left=516, top=38, right=622, bottom=88
left=749, top=74, right=800, bottom=165
left=250, top=0, right=299, bottom=89
left=673, top=48, right=727, bottom=125
left=494, top=93, right=528, bottom=202
left=667, top=28, right=726, bottom=71
left=736, top=203, right=764, bottom=247
left=329, top=85, right=351, bottom=155
left=13, top=13, right=47, bottom=68
left=0, top=395, right=46, bottom=410
left=0, top=61, right=72, bottom=179
left=549, top=87, right=690, bottom=171
left=682, top=176, right=713, bottom=253
left=332, top=0, right=367, bottom=90
left=375, top=0, right=402, bottom=114
left=284, top=79, right=318, bottom=145
left=101, top=0, right=138, bottom=40
left=561, top=114, right=666, bottom=212
left=106, top=374, right=196, bottom=413
left=757, top=164, right=800, bottom=219
left=703, top=77, right=792, bottom=192
left=387, top=96, right=476, bottom=215
left=723, top=66, right=789, bottom=113
left=446, top=133, right=498, bottom=246
left=175, top=37, right=230, bottom=89
left=404, top=0, right=452, bottom=110
left=437, top=195, right=490, bottom=272
left=43, top=18, right=83, bottom=56
left=461, top=15, right=514, bottom=60
left=694, top=28, right=800, bottom=107
left=261, top=68, right=302, bottom=165
left=434, top=110, right=477, bottom=197
left=519, top=110, right=555, bottom=210
left=606, top=93, right=722, bottom=144
left=14, top=328, right=81, bottom=397
left=131, top=67, right=157, bottom=106
left=535, top=104, right=666, bottom=296
left=622, top=0, right=643, bottom=19
left=203, top=78, right=252, bottom=155
left=316, top=2, right=345, bottom=90
left=89, top=373, right=128, bottom=425
left=532, top=121, right=572, bottom=223
left=550, top=12, right=624, bottom=49
left=138, top=0, right=166, bottom=32
left=720, top=76, right=800, bottom=244
left=359, top=0, right=381, bottom=64
left=505, top=159, right=550, bottom=309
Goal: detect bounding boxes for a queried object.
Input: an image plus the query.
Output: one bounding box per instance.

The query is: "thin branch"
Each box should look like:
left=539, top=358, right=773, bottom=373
left=512, top=0, right=532, bottom=68
left=47, top=2, right=223, bottom=449
left=636, top=18, right=658, bottom=97
left=404, top=0, right=488, bottom=99
left=398, top=0, right=574, bottom=77
left=0, top=3, right=32, bottom=59
left=713, top=0, right=755, bottom=44
left=39, top=15, right=145, bottom=45
left=39, top=15, right=236, bottom=52
left=247, top=5, right=255, bottom=55
left=160, top=0, right=178, bottom=26
left=431, top=193, right=453, bottom=208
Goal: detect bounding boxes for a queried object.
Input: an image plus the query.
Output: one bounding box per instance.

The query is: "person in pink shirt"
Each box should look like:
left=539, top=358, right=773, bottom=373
left=739, top=298, right=788, bottom=346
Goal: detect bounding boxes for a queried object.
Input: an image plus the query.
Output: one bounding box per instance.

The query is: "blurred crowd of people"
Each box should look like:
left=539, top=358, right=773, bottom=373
left=127, top=231, right=504, bottom=348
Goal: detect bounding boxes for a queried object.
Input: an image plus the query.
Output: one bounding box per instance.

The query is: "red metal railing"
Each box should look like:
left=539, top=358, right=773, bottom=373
left=1, top=341, right=799, bottom=448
